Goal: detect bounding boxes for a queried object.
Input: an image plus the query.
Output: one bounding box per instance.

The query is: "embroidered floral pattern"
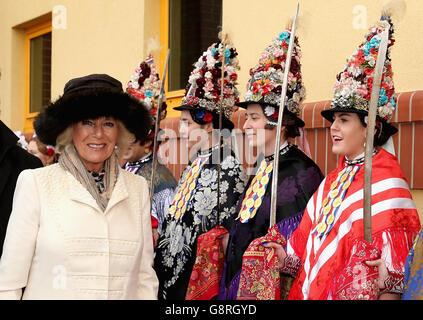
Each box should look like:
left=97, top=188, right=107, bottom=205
left=237, top=224, right=287, bottom=300
left=331, top=239, right=381, bottom=300
left=186, top=225, right=227, bottom=300
left=155, top=149, right=248, bottom=299
left=280, top=254, right=302, bottom=277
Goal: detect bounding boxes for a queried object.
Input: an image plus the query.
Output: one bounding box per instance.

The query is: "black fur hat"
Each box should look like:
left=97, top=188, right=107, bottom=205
left=34, top=74, right=152, bottom=146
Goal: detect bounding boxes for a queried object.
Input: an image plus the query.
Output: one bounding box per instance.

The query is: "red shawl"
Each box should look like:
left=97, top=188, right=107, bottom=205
left=288, top=149, right=421, bottom=300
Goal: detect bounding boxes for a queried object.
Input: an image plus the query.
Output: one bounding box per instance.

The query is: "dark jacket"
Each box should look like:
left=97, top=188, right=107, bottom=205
left=0, top=120, right=42, bottom=257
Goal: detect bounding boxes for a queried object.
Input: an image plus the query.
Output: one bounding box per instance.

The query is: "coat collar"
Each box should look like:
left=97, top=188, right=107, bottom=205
left=68, top=168, right=129, bottom=214
left=0, top=120, right=19, bottom=164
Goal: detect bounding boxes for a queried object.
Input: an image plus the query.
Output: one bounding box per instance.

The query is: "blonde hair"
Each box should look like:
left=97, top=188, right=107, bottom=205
left=55, top=119, right=134, bottom=159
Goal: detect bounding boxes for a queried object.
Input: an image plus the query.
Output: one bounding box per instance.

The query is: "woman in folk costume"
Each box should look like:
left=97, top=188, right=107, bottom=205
left=27, top=135, right=57, bottom=166
left=122, top=53, right=177, bottom=243
left=218, top=26, right=324, bottom=300
left=153, top=39, right=248, bottom=300
left=0, top=74, right=158, bottom=299
left=279, top=12, right=421, bottom=300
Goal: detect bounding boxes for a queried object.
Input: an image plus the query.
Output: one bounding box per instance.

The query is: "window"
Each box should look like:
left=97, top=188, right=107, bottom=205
left=24, top=20, right=52, bottom=132
left=160, top=0, right=222, bottom=117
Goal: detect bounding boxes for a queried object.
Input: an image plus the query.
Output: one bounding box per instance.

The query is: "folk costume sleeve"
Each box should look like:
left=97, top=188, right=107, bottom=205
left=402, top=228, right=423, bottom=299
left=216, top=152, right=249, bottom=230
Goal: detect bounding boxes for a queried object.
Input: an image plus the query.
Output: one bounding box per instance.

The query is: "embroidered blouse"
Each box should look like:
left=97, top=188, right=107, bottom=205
left=154, top=144, right=248, bottom=300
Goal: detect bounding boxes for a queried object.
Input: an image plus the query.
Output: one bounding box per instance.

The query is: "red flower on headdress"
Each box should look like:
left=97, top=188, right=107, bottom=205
left=46, top=146, right=55, bottom=157
left=203, top=113, right=213, bottom=122
left=354, top=50, right=365, bottom=66
left=147, top=130, right=155, bottom=140
left=251, top=82, right=259, bottom=94
left=363, top=68, right=373, bottom=77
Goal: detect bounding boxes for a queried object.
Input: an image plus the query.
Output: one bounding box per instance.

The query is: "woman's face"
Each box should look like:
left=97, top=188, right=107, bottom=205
left=72, top=117, right=119, bottom=172
left=121, top=139, right=152, bottom=163
left=243, top=104, right=276, bottom=150
left=178, top=110, right=210, bottom=151
left=27, top=140, right=53, bottom=166
left=331, top=112, right=367, bottom=159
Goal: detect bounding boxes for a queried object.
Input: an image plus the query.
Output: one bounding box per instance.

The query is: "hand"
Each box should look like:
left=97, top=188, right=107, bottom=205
left=365, top=259, right=388, bottom=289
left=218, top=232, right=230, bottom=256
left=264, top=242, right=287, bottom=269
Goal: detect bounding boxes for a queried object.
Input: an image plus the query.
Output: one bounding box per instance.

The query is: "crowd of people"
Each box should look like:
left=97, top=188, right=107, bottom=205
left=0, top=7, right=421, bottom=300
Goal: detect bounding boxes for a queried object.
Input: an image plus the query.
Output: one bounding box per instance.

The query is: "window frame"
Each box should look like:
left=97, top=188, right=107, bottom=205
left=160, top=0, right=185, bottom=118
left=24, top=20, right=52, bottom=132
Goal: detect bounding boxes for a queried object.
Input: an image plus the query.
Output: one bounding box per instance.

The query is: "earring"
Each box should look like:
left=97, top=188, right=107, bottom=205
left=145, top=147, right=151, bottom=154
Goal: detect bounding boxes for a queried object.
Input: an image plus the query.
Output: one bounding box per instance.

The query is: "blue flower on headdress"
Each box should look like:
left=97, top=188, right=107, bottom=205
left=145, top=90, right=153, bottom=98
left=378, top=87, right=388, bottom=105
left=278, top=31, right=290, bottom=44
left=211, top=47, right=217, bottom=56
left=390, top=96, right=397, bottom=106
left=196, top=109, right=205, bottom=119
left=225, top=48, right=231, bottom=64
left=366, top=37, right=381, bottom=50
left=363, top=48, right=370, bottom=56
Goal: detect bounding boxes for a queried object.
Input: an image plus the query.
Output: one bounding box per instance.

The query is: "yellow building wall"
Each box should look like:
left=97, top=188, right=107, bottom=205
left=222, top=0, right=423, bottom=103
left=411, top=190, right=423, bottom=223
left=2, top=0, right=422, bottom=129
left=0, top=0, right=160, bottom=132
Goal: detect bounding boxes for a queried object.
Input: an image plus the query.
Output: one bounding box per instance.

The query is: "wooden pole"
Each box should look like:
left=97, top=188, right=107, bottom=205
left=149, top=49, right=170, bottom=205
left=269, top=3, right=299, bottom=228
left=363, top=26, right=389, bottom=243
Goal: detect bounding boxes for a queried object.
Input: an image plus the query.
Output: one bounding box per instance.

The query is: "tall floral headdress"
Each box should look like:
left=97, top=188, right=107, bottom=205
left=126, top=55, right=167, bottom=127
left=238, top=25, right=306, bottom=127
left=175, top=35, right=240, bottom=130
left=322, top=11, right=399, bottom=136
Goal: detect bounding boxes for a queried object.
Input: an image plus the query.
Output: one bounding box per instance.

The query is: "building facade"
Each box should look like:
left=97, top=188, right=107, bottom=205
left=1, top=0, right=422, bottom=216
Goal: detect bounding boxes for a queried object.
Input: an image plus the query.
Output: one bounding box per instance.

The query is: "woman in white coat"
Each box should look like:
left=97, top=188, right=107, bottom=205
left=0, top=74, right=159, bottom=299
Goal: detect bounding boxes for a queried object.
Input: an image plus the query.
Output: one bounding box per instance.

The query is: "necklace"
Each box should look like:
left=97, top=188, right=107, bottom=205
left=264, top=142, right=292, bottom=162
left=127, top=152, right=153, bottom=166
left=197, top=143, right=220, bottom=156
left=124, top=153, right=153, bottom=174
left=345, top=149, right=377, bottom=166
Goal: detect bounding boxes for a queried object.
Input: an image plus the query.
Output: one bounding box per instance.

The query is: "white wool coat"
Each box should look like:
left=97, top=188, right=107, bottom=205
left=0, top=164, right=158, bottom=299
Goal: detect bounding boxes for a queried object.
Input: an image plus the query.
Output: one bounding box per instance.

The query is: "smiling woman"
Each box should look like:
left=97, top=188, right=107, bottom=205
left=330, top=112, right=367, bottom=160
left=0, top=74, right=159, bottom=300
left=72, top=117, right=119, bottom=172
